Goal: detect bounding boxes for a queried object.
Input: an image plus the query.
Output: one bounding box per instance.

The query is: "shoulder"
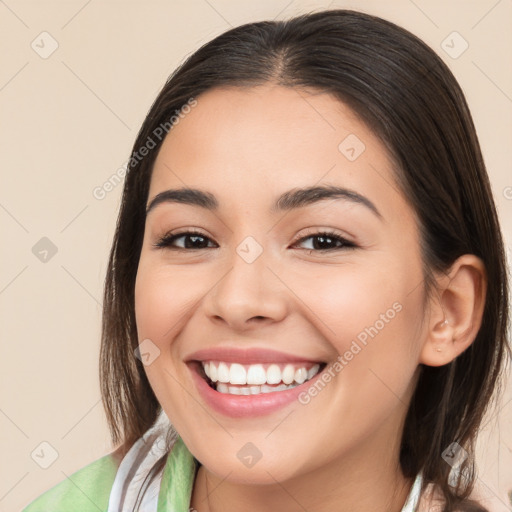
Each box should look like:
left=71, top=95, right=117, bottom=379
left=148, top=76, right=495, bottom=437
left=22, top=451, right=121, bottom=512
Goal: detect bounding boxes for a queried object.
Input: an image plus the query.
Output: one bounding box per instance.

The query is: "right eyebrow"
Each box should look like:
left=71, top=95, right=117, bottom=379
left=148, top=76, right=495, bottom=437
left=146, top=188, right=218, bottom=216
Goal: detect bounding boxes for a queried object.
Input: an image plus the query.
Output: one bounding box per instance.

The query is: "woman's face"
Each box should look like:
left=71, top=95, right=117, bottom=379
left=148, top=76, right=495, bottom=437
left=135, top=84, right=429, bottom=484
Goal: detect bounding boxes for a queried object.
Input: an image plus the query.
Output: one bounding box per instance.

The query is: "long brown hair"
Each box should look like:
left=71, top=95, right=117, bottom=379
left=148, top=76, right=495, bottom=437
left=99, top=9, right=510, bottom=511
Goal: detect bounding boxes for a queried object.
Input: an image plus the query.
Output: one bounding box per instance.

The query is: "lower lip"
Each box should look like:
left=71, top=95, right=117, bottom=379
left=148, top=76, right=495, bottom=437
left=189, top=363, right=324, bottom=417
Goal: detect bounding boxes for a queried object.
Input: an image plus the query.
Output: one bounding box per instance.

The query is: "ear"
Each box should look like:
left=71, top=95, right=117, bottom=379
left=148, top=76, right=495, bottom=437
left=419, top=254, right=487, bottom=367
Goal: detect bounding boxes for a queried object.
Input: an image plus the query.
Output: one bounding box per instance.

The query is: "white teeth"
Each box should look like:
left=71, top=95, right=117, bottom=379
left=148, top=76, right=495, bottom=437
left=209, top=363, right=217, bottom=382
left=247, top=364, right=267, bottom=385
left=216, top=382, right=299, bottom=395
left=201, top=360, right=323, bottom=395
left=217, top=362, right=230, bottom=383
left=294, top=367, right=308, bottom=384
left=217, top=382, right=229, bottom=393
left=282, top=364, right=295, bottom=385
left=307, top=364, right=320, bottom=380
left=228, top=386, right=241, bottom=395
left=266, top=364, right=281, bottom=384
left=229, top=363, right=247, bottom=385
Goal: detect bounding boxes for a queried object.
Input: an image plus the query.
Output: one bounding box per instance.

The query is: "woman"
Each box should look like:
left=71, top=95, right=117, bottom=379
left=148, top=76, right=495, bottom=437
left=23, top=8, right=510, bottom=512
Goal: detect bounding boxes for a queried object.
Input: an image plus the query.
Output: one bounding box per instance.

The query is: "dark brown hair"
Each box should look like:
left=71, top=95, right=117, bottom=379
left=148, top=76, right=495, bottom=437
left=99, top=9, right=510, bottom=511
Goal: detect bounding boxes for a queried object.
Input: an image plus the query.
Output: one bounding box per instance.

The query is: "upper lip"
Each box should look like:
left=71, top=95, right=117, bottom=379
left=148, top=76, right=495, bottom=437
left=185, top=347, right=324, bottom=365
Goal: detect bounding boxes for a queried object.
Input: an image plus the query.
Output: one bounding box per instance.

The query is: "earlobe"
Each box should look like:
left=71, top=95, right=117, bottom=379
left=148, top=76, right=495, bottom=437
left=419, top=254, right=487, bottom=367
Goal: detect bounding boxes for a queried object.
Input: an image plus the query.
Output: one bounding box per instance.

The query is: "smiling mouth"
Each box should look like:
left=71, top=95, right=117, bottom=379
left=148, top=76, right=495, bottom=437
left=196, top=361, right=327, bottom=395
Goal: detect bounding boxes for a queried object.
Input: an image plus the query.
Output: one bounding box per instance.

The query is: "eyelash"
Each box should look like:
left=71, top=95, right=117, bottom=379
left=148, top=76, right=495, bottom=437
left=153, top=228, right=356, bottom=253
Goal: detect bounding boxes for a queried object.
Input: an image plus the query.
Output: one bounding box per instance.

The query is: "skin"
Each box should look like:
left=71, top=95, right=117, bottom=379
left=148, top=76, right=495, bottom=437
left=134, top=84, right=486, bottom=512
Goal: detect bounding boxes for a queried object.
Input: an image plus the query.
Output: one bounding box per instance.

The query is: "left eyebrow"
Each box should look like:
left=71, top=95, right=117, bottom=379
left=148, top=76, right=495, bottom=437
left=145, top=185, right=382, bottom=220
left=271, top=185, right=382, bottom=219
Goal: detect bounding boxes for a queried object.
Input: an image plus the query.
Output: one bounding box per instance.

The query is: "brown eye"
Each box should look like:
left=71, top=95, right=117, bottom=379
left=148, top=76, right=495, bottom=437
left=154, top=230, right=217, bottom=250
left=293, top=231, right=356, bottom=252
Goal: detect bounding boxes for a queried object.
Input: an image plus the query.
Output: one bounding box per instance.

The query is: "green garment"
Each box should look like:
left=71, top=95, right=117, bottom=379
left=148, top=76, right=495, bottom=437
left=22, top=437, right=198, bottom=512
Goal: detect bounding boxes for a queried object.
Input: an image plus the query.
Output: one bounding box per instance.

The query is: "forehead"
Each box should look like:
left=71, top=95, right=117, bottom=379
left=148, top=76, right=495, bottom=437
left=148, top=85, right=406, bottom=220
left=154, top=84, right=375, bottom=170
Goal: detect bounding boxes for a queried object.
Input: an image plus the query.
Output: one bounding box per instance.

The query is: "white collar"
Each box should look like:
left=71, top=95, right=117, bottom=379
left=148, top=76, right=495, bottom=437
left=402, top=472, right=423, bottom=512
left=107, top=409, right=172, bottom=511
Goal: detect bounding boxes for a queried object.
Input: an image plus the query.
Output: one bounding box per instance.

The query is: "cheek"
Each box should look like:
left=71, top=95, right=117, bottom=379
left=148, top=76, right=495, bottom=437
left=286, top=262, right=415, bottom=346
left=134, top=260, right=203, bottom=344
left=297, top=270, right=423, bottom=444
left=133, top=260, right=201, bottom=421
left=287, top=257, right=424, bottom=392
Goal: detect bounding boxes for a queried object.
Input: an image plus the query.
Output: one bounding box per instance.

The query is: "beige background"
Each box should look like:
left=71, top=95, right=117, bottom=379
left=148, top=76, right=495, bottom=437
left=0, top=1, right=511, bottom=511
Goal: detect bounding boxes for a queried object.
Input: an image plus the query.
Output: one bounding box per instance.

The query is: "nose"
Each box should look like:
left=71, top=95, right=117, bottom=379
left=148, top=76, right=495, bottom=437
left=202, top=244, right=288, bottom=332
